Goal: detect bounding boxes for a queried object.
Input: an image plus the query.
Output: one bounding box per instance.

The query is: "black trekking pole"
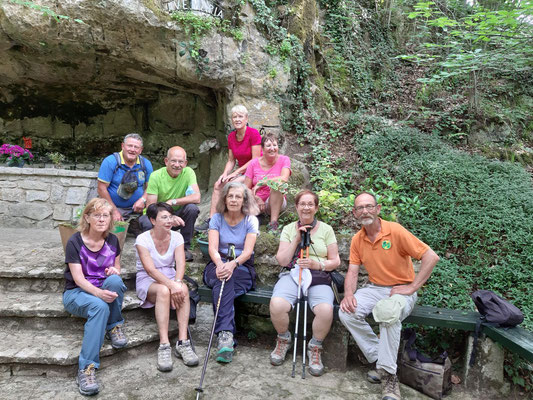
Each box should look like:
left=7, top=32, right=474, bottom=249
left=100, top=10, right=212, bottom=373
left=301, top=228, right=311, bottom=379
left=291, top=230, right=310, bottom=378
left=188, top=326, right=196, bottom=353
left=195, top=244, right=236, bottom=400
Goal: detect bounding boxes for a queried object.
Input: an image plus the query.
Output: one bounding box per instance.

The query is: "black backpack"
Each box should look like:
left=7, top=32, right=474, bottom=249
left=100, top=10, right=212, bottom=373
left=469, top=290, right=524, bottom=365
left=472, top=290, right=524, bottom=327
left=113, top=152, right=148, bottom=200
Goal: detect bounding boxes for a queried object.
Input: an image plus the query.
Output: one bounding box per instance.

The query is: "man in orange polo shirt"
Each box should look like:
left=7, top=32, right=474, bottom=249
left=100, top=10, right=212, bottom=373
left=339, top=192, right=439, bottom=400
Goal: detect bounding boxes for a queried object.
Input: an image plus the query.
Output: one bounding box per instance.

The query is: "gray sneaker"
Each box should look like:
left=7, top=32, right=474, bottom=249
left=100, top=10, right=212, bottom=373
left=174, top=339, right=199, bottom=366
left=367, top=367, right=381, bottom=383
left=157, top=343, right=173, bottom=372
left=195, top=218, right=210, bottom=232
left=106, top=325, right=128, bottom=349
left=270, top=333, right=292, bottom=366
left=77, top=363, right=99, bottom=396
left=307, top=342, right=325, bottom=376
left=379, top=369, right=401, bottom=400
left=216, top=330, right=234, bottom=363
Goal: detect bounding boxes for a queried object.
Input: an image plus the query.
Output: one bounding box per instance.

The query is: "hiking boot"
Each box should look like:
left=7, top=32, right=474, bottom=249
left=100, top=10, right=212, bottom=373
left=185, top=249, right=194, bottom=262
left=127, top=218, right=142, bottom=238
left=174, top=339, right=199, bottom=366
left=195, top=218, right=210, bottom=232
left=157, top=343, right=173, bottom=372
left=77, top=363, right=99, bottom=396
left=106, top=325, right=128, bottom=349
left=379, top=369, right=401, bottom=400
left=307, top=342, right=325, bottom=376
left=367, top=365, right=381, bottom=383
left=270, top=333, right=292, bottom=366
left=267, top=221, right=280, bottom=235
left=216, top=330, right=234, bottom=363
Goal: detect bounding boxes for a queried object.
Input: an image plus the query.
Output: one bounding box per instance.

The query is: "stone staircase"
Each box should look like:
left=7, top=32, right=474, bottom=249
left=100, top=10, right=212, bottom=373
left=0, top=229, right=209, bottom=377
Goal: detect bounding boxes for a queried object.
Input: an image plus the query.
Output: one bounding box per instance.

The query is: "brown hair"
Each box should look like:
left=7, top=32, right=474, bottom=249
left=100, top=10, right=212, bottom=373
left=295, top=189, right=319, bottom=207
left=78, top=198, right=114, bottom=236
left=261, top=132, right=278, bottom=148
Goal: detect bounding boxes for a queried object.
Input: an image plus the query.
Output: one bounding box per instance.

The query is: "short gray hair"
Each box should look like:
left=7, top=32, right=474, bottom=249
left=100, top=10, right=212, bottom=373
left=230, top=104, right=248, bottom=117
left=124, top=133, right=143, bottom=146
left=216, top=182, right=259, bottom=216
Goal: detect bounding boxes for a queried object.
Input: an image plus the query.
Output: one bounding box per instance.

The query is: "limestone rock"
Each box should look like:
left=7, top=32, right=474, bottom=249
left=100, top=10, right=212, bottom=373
left=64, top=187, right=88, bottom=205
left=26, top=190, right=50, bottom=202
left=0, top=0, right=289, bottom=189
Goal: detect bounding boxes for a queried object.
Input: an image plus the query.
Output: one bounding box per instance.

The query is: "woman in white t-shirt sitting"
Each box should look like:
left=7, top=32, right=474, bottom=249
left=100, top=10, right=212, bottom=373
left=135, top=202, right=199, bottom=372
left=203, top=181, right=260, bottom=363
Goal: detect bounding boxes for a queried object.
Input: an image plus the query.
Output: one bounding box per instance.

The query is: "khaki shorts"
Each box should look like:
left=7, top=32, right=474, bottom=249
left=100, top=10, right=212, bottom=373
left=271, top=271, right=334, bottom=310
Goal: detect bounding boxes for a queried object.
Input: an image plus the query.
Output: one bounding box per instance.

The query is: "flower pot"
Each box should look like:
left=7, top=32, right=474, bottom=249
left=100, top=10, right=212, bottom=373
left=58, top=223, right=77, bottom=253
left=58, top=222, right=129, bottom=254
left=197, top=238, right=209, bottom=259
left=6, top=158, right=25, bottom=167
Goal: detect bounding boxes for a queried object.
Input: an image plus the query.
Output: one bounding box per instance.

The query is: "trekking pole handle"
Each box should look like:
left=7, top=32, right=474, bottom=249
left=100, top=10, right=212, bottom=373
left=304, top=227, right=311, bottom=248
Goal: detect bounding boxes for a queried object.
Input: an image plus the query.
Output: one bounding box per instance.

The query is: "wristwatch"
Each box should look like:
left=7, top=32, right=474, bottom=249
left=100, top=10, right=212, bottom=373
left=235, top=260, right=240, bottom=267
left=319, top=261, right=326, bottom=272
left=171, top=199, right=177, bottom=206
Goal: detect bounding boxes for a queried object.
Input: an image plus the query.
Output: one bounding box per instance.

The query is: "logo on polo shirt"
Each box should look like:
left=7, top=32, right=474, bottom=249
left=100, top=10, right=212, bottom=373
left=382, top=240, right=391, bottom=250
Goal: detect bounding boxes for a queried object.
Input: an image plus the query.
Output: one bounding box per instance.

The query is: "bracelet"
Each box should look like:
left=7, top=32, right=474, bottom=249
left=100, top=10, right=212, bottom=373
left=141, top=197, right=147, bottom=203
left=234, top=260, right=240, bottom=267
left=175, top=279, right=183, bottom=284
left=319, top=261, right=326, bottom=272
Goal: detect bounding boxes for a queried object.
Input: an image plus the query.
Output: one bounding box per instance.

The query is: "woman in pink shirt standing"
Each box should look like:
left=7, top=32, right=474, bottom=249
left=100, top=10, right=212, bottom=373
left=196, top=105, right=262, bottom=231
left=244, top=132, right=291, bottom=234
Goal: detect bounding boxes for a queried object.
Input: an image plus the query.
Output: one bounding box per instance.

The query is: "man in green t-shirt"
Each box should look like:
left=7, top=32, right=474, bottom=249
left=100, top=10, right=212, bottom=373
left=139, top=146, right=201, bottom=261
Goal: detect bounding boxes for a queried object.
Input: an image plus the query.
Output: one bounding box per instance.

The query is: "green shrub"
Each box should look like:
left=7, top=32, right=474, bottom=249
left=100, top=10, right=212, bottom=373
left=355, top=126, right=533, bottom=330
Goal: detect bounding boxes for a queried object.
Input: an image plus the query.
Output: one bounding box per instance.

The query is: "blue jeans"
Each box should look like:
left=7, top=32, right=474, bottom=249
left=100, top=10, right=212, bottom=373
left=63, top=274, right=127, bottom=370
left=203, top=262, right=255, bottom=335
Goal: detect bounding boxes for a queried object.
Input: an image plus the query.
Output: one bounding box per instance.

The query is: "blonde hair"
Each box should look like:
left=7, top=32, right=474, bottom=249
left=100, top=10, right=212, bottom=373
left=78, top=198, right=115, bottom=236
left=231, top=104, right=248, bottom=117
left=216, top=182, right=260, bottom=216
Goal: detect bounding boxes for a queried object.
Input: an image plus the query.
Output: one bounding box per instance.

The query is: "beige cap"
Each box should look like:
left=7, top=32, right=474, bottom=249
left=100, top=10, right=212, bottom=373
left=372, top=294, right=408, bottom=325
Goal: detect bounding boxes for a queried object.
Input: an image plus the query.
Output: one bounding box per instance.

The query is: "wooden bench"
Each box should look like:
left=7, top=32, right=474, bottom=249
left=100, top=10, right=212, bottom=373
left=197, top=285, right=533, bottom=363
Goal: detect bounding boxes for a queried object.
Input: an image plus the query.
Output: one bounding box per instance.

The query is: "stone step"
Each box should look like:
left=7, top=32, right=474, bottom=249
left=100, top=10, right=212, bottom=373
left=0, top=290, right=142, bottom=318
left=0, top=304, right=213, bottom=375
left=0, top=260, right=208, bottom=293
left=0, top=310, right=177, bottom=368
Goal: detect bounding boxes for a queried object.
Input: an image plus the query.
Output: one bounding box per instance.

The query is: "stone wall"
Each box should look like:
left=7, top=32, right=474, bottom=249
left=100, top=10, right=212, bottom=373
left=0, top=167, right=97, bottom=229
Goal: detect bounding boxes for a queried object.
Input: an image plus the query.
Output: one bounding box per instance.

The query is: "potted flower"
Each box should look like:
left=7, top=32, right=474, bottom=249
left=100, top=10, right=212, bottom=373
left=0, top=143, right=34, bottom=167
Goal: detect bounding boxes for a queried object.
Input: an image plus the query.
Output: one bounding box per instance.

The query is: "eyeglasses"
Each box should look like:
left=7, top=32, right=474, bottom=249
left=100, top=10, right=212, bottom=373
left=168, top=159, right=186, bottom=166
left=298, top=203, right=315, bottom=209
left=354, top=204, right=377, bottom=213
left=91, top=213, right=111, bottom=220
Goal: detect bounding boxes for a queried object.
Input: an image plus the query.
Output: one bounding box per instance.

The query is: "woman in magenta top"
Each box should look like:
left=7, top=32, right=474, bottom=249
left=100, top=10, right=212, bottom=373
left=244, top=132, right=291, bottom=234
left=198, top=105, right=262, bottom=230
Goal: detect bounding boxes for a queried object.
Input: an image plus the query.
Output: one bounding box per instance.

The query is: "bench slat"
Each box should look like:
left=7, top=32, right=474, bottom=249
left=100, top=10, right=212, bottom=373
left=198, top=286, right=272, bottom=305
left=195, top=285, right=533, bottom=362
left=484, top=325, right=533, bottom=363
left=405, top=305, right=480, bottom=331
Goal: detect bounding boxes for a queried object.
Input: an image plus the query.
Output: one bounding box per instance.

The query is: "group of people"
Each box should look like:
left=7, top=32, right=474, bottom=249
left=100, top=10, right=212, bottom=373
left=63, top=105, right=439, bottom=400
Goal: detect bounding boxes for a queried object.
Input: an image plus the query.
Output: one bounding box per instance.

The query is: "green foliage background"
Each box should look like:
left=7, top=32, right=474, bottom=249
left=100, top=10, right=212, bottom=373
left=234, top=0, right=533, bottom=388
